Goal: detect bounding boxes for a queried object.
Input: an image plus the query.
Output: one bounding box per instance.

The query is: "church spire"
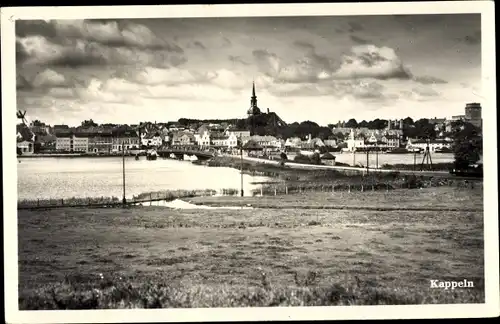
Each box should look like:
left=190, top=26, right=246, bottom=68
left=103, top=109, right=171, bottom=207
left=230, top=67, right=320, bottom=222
left=250, top=81, right=258, bottom=109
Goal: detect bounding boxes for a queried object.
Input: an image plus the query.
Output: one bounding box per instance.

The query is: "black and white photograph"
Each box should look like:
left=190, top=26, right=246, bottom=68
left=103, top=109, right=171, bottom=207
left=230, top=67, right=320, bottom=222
left=2, top=2, right=499, bottom=322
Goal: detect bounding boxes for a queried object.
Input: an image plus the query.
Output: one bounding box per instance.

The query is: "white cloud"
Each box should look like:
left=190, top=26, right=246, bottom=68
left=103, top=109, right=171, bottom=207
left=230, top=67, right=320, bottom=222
left=334, top=44, right=412, bottom=80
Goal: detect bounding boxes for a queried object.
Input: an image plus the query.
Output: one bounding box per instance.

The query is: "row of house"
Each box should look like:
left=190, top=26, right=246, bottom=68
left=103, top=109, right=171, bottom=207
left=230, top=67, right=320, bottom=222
left=345, top=128, right=454, bottom=152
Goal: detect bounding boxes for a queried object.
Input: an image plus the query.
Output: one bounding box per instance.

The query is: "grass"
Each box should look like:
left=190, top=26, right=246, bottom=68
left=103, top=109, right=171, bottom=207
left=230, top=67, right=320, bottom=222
left=18, top=187, right=484, bottom=309
left=187, top=187, right=484, bottom=210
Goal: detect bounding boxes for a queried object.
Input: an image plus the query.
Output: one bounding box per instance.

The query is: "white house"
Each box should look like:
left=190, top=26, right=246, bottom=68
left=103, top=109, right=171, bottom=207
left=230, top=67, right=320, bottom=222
left=196, top=130, right=211, bottom=147
left=141, top=133, right=163, bottom=147
left=17, top=125, right=36, bottom=155
left=346, top=129, right=365, bottom=152
left=285, top=137, right=302, bottom=148
left=406, top=138, right=452, bottom=152
left=56, top=135, right=72, bottom=151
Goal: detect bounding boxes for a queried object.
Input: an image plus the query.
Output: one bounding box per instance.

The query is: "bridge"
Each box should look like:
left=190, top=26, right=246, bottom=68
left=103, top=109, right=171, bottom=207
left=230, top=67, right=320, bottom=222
left=157, top=146, right=216, bottom=160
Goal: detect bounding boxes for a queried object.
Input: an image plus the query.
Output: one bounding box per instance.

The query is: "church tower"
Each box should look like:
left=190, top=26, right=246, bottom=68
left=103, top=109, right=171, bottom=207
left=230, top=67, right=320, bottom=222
left=247, top=82, right=261, bottom=117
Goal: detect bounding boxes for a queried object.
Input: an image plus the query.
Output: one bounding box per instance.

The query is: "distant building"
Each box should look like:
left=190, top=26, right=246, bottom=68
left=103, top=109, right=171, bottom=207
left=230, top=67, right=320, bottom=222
left=346, top=129, right=365, bottom=152
left=406, top=138, right=452, bottom=152
left=464, top=102, right=482, bottom=128
left=55, top=134, right=88, bottom=152
left=323, top=139, right=337, bottom=147
left=17, top=124, right=35, bottom=155
left=172, top=131, right=196, bottom=146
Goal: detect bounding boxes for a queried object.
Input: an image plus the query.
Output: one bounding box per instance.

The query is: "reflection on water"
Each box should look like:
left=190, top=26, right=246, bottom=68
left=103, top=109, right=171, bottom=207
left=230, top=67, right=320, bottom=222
left=140, top=199, right=253, bottom=209
left=17, top=157, right=270, bottom=200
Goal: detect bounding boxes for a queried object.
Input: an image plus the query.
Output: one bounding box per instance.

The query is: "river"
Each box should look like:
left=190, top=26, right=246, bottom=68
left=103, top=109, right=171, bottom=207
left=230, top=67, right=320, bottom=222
left=17, top=157, right=271, bottom=200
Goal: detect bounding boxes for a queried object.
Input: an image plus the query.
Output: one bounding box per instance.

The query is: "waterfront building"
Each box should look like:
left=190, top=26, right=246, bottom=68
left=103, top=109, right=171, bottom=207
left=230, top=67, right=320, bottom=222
left=140, top=133, right=163, bottom=147
left=55, top=134, right=88, bottom=152
left=55, top=134, right=72, bottom=152
left=88, top=135, right=113, bottom=154
left=381, top=134, right=401, bottom=148
left=17, top=124, right=35, bottom=155
left=225, top=129, right=250, bottom=138
left=73, top=134, right=89, bottom=152
left=406, top=138, right=452, bottom=152
left=172, top=131, right=196, bottom=146
left=346, top=129, right=365, bottom=152
left=285, top=137, right=302, bottom=149
left=249, top=135, right=281, bottom=150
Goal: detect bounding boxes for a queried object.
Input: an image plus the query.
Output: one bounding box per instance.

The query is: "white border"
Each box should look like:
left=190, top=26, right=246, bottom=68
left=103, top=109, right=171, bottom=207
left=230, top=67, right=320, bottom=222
left=2, top=2, right=499, bottom=322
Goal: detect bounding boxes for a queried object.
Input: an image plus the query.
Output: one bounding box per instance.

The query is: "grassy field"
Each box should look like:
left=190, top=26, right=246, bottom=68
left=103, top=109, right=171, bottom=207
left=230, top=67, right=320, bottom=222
left=18, top=187, right=484, bottom=309
left=187, top=187, right=484, bottom=210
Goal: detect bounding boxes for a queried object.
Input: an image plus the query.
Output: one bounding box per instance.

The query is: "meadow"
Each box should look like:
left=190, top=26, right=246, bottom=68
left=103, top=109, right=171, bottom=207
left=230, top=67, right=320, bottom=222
left=18, top=187, right=484, bottom=309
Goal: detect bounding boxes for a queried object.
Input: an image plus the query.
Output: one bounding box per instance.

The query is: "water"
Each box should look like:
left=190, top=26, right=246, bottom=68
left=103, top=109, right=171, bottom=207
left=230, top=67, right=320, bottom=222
left=287, top=152, right=455, bottom=167
left=17, top=157, right=271, bottom=200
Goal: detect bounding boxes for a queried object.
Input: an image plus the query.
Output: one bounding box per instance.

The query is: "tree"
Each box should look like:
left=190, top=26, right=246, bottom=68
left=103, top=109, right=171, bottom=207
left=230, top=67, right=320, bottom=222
left=81, top=119, right=98, bottom=127
left=403, top=117, right=414, bottom=126
left=311, top=152, right=322, bottom=165
left=358, top=120, right=369, bottom=128
left=453, top=121, right=482, bottom=168
left=345, top=118, right=358, bottom=128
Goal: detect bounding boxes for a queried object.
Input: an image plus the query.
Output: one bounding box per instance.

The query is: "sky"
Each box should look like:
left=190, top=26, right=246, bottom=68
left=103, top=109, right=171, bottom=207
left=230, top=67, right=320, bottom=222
left=15, top=14, right=482, bottom=126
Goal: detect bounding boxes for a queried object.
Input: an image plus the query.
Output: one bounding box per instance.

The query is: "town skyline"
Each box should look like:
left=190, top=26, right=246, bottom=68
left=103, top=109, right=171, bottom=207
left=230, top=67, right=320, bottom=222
left=16, top=14, right=482, bottom=126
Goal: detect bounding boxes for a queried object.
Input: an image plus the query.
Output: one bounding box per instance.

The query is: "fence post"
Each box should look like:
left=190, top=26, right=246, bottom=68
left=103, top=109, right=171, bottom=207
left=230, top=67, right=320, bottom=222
left=386, top=183, right=389, bottom=192
left=332, top=184, right=335, bottom=193
left=260, top=187, right=263, bottom=196
left=361, top=184, right=364, bottom=192
left=299, top=186, right=302, bottom=193
left=372, top=184, right=374, bottom=191
left=348, top=184, right=351, bottom=193
left=37, top=199, right=40, bottom=207
left=285, top=186, right=288, bottom=195
left=61, top=198, right=64, bottom=206
left=274, top=187, right=277, bottom=196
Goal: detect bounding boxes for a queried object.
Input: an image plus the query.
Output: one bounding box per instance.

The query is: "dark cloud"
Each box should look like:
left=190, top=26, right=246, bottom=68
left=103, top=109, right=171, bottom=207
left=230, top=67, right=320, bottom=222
left=16, top=20, right=58, bottom=39
left=16, top=74, right=33, bottom=90
left=17, top=19, right=184, bottom=53
left=17, top=68, right=73, bottom=93
left=16, top=40, right=29, bottom=64
left=16, top=35, right=187, bottom=68
left=413, top=75, right=447, bottom=85
left=350, top=35, right=370, bottom=44
left=229, top=55, right=249, bottom=65
left=293, top=40, right=315, bottom=51
left=193, top=41, right=206, bottom=50
left=348, top=22, right=364, bottom=32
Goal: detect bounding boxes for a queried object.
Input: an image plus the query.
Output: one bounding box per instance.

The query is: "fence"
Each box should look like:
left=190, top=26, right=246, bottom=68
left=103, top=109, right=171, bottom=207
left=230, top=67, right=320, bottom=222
left=250, top=178, right=483, bottom=197
left=17, top=189, right=217, bottom=210
left=18, top=178, right=483, bottom=209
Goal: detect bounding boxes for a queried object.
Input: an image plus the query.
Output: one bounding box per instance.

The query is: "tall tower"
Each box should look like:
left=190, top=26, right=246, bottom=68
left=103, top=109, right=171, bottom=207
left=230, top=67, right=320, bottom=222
left=251, top=82, right=257, bottom=109
left=247, top=82, right=261, bottom=117
left=247, top=82, right=261, bottom=136
left=465, top=102, right=482, bottom=128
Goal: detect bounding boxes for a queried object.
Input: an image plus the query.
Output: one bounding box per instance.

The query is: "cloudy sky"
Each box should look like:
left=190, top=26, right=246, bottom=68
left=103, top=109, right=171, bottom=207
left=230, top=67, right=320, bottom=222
left=16, top=14, right=482, bottom=126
